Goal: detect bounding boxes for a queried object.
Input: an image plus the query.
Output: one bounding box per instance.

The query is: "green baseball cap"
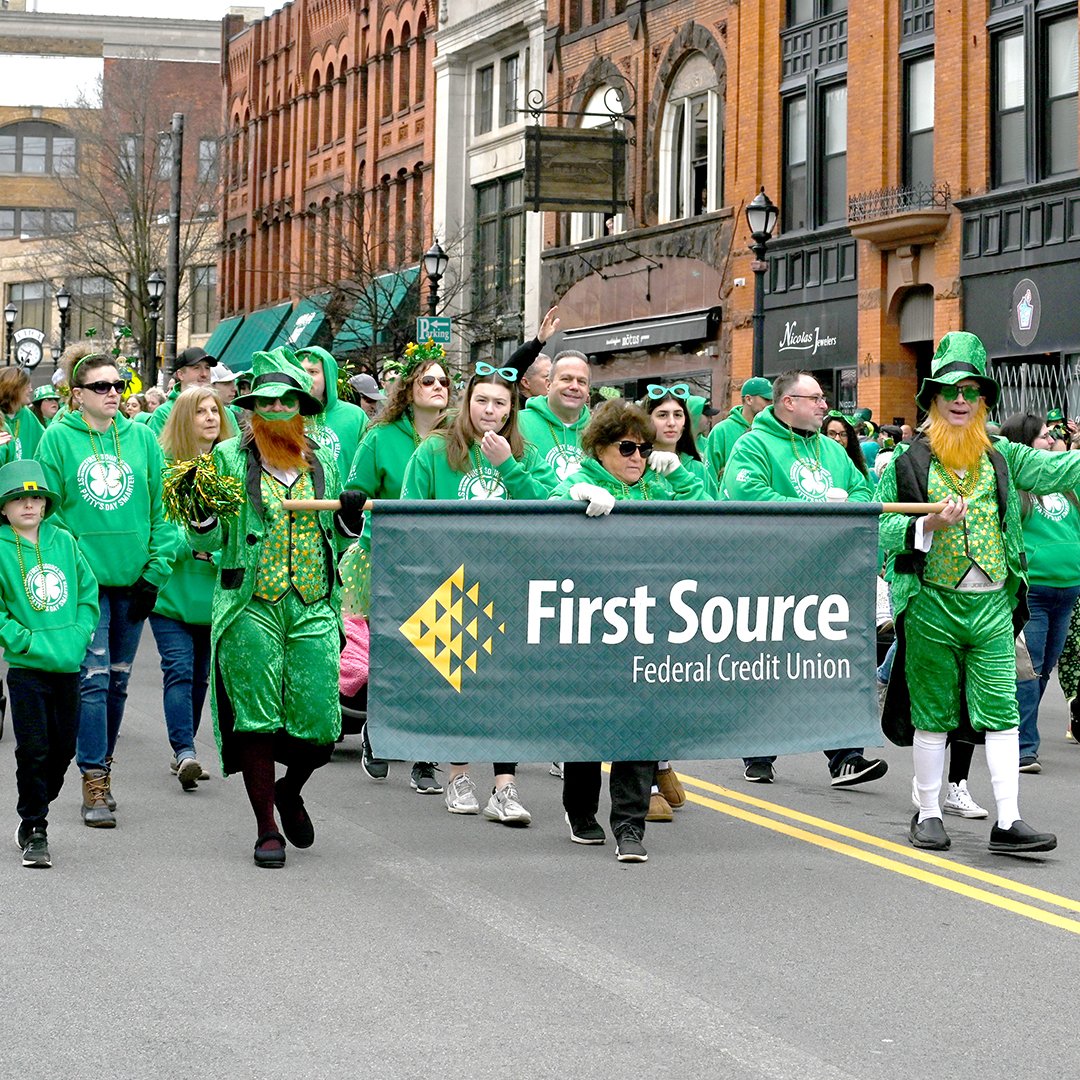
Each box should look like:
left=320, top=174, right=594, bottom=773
left=741, top=377, right=773, bottom=400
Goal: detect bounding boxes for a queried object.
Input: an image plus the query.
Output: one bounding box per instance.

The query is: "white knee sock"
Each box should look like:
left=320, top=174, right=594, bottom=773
left=912, top=730, right=947, bottom=821
left=984, top=728, right=1020, bottom=829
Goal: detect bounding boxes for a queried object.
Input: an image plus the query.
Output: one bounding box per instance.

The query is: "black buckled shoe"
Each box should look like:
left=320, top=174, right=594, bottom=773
left=274, top=779, right=315, bottom=848
left=253, top=831, right=286, bottom=869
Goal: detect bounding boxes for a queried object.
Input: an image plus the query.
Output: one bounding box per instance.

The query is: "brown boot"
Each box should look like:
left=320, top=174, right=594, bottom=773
left=82, top=770, right=116, bottom=828
left=656, top=767, right=686, bottom=809
left=645, top=792, right=673, bottom=823
left=103, top=757, right=117, bottom=811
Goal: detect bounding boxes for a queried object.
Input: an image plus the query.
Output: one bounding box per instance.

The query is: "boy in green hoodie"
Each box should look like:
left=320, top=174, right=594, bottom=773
left=296, top=346, right=369, bottom=478
left=0, top=460, right=99, bottom=868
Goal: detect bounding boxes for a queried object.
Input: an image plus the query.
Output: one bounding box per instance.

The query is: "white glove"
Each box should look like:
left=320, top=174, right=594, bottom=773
left=569, top=482, right=616, bottom=517
left=647, top=450, right=681, bottom=476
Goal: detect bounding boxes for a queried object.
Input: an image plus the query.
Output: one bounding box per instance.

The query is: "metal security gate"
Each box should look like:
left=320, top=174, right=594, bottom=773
left=991, top=354, right=1080, bottom=424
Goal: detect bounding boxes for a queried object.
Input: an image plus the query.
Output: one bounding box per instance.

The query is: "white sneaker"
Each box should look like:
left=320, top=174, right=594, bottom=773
left=549, top=762, right=564, bottom=778
left=942, top=779, right=988, bottom=819
left=482, top=782, right=532, bottom=826
left=444, top=772, right=480, bottom=815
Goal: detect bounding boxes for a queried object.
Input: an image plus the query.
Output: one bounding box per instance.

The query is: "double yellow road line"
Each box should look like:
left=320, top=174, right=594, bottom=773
left=677, top=770, right=1080, bottom=935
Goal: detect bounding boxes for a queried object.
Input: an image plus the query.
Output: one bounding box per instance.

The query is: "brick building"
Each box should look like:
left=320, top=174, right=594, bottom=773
left=0, top=8, right=225, bottom=379
left=216, top=0, right=434, bottom=372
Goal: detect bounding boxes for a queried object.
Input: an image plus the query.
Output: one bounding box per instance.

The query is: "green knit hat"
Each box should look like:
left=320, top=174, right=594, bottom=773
left=232, top=346, right=323, bottom=416
left=0, top=460, right=59, bottom=516
left=915, top=331, right=999, bottom=411
left=32, top=385, right=60, bottom=403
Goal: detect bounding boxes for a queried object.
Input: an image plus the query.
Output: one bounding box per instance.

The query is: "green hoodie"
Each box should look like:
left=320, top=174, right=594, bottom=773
left=517, top=396, right=592, bottom=484
left=297, top=346, right=369, bottom=476
left=7, top=406, right=44, bottom=461
left=721, top=406, right=874, bottom=503
left=0, top=519, right=99, bottom=672
left=401, top=434, right=558, bottom=500
left=147, top=386, right=180, bottom=435
left=345, top=414, right=420, bottom=499
left=35, top=410, right=175, bottom=587
left=680, top=452, right=718, bottom=499
left=552, top=455, right=707, bottom=501
left=1020, top=493, right=1080, bottom=588
left=705, top=405, right=752, bottom=481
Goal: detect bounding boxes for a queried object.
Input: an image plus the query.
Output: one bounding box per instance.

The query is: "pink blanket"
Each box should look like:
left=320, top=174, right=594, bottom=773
left=340, top=614, right=370, bottom=696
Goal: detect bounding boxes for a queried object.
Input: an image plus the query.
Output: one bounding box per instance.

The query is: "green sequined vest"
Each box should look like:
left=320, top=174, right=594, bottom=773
left=254, top=470, right=329, bottom=604
left=924, top=459, right=1007, bottom=588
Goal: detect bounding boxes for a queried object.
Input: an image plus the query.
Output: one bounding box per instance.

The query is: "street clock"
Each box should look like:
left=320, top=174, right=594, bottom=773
left=12, top=328, right=45, bottom=370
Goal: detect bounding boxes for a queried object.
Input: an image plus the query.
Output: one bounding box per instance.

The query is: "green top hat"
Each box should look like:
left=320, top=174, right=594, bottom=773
left=231, top=346, right=323, bottom=416
left=1047, top=407, right=1065, bottom=424
left=32, top=385, right=60, bottom=403
left=740, top=377, right=773, bottom=400
left=0, top=460, right=59, bottom=517
left=916, top=331, right=999, bottom=411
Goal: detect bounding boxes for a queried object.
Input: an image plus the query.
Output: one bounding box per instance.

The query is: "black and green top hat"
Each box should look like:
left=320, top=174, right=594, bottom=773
left=1047, top=407, right=1065, bottom=425
left=915, top=331, right=999, bottom=411
left=0, top=460, right=59, bottom=517
left=231, top=346, right=323, bottom=416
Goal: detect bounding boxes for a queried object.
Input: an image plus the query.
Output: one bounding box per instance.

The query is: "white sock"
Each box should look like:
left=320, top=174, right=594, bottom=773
left=985, top=728, right=1020, bottom=829
left=658, top=760, right=670, bottom=771
left=651, top=785, right=660, bottom=795
left=912, top=730, right=947, bottom=822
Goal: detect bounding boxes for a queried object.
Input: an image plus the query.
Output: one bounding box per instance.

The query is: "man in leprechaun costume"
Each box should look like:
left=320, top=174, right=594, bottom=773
left=189, top=347, right=366, bottom=868
left=877, top=331, right=1080, bottom=854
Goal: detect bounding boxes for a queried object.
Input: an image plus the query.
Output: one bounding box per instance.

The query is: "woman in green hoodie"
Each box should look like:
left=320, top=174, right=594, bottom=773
left=402, top=362, right=558, bottom=825
left=35, top=343, right=174, bottom=828
left=0, top=367, right=45, bottom=461
left=152, top=386, right=231, bottom=792
left=643, top=383, right=718, bottom=499
left=296, top=345, right=369, bottom=478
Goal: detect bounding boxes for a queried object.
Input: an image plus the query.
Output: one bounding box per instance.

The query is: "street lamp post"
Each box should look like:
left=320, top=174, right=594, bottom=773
left=55, top=286, right=71, bottom=355
left=745, top=187, right=779, bottom=380
left=146, top=269, right=165, bottom=384
left=4, top=303, right=16, bottom=366
left=51, top=345, right=61, bottom=369
left=423, top=240, right=449, bottom=318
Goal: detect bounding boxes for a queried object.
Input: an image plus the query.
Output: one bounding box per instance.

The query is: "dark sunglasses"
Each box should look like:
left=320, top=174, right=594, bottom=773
left=418, top=375, right=451, bottom=388
left=617, top=440, right=652, bottom=458
left=79, top=380, right=126, bottom=395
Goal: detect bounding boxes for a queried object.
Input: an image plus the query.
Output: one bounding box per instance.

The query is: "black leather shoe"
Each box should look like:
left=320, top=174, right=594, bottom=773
left=253, top=831, right=286, bottom=869
left=274, top=779, right=315, bottom=848
left=989, top=819, right=1057, bottom=854
left=909, top=813, right=950, bottom=850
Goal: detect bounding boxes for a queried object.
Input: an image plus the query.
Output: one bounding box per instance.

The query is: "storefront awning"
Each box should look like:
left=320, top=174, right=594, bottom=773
left=202, top=314, right=244, bottom=361
left=557, top=308, right=721, bottom=357
left=332, top=267, right=420, bottom=354
left=271, top=294, right=331, bottom=352
left=217, top=301, right=294, bottom=373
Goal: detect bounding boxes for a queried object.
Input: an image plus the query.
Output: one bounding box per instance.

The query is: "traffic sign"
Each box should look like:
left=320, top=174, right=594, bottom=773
left=416, top=316, right=452, bottom=346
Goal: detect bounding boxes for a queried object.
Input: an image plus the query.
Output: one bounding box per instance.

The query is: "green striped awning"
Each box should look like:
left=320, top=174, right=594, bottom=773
left=332, top=267, right=419, bottom=354
left=272, top=294, right=331, bottom=351
left=202, top=314, right=244, bottom=361
left=216, top=301, right=293, bottom=373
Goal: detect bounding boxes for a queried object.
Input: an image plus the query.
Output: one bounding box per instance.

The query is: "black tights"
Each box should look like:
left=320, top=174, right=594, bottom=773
left=947, top=737, right=975, bottom=785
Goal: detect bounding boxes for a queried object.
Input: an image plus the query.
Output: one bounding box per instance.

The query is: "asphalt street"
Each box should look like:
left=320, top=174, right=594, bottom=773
left=2, top=632, right=1079, bottom=1080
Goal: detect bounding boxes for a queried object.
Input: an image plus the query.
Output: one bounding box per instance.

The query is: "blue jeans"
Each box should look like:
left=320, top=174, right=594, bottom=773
left=877, top=639, right=897, bottom=684
left=1017, top=583, right=1080, bottom=759
left=743, top=749, right=862, bottom=773
left=76, top=587, right=147, bottom=772
left=149, top=613, right=211, bottom=760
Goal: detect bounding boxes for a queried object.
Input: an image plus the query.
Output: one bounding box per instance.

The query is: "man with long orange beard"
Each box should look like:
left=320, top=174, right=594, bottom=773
left=190, top=347, right=365, bottom=867
left=878, top=331, right=1080, bottom=855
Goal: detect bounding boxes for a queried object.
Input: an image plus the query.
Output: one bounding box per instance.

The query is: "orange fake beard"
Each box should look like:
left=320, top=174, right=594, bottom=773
left=250, top=413, right=311, bottom=472
left=926, top=401, right=991, bottom=473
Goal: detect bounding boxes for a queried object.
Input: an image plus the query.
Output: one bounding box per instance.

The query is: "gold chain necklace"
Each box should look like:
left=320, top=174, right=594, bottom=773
left=788, top=428, right=824, bottom=472
left=13, top=533, right=46, bottom=611
left=931, top=455, right=982, bottom=499
left=618, top=477, right=651, bottom=501
left=80, top=414, right=122, bottom=462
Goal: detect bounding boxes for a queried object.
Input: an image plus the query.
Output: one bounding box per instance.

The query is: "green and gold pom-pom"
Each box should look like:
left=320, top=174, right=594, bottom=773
left=163, top=454, right=245, bottom=525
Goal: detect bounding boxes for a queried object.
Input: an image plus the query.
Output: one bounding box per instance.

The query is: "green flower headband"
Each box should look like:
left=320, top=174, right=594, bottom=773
left=383, top=339, right=447, bottom=382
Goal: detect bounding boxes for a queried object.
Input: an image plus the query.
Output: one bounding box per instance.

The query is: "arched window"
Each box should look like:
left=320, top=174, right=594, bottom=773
left=0, top=120, right=76, bottom=176
left=411, top=164, right=424, bottom=260
left=378, top=176, right=391, bottom=266
left=399, top=23, right=411, bottom=111
left=324, top=64, right=335, bottom=144
left=338, top=56, right=348, bottom=136
left=241, top=109, right=250, bottom=181
left=658, top=53, right=724, bottom=222
left=570, top=87, right=625, bottom=243
left=308, top=74, right=321, bottom=151
left=416, top=16, right=427, bottom=101
left=382, top=32, right=394, bottom=118
left=359, top=59, right=369, bottom=129
left=394, top=169, right=407, bottom=262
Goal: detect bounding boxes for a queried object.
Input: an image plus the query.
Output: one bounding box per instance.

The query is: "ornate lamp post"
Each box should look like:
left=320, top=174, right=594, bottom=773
left=4, top=303, right=17, bottom=366
left=745, top=187, right=779, bottom=380
left=146, top=269, right=165, bottom=382
left=51, top=344, right=61, bottom=369
left=423, top=240, right=449, bottom=318
left=55, top=285, right=71, bottom=354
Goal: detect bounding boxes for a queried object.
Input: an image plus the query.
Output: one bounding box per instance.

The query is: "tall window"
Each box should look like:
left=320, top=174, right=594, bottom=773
left=399, top=26, right=411, bottom=110
left=189, top=266, right=217, bottom=336
left=571, top=86, right=625, bottom=243
left=119, top=134, right=141, bottom=177
left=0, top=122, right=76, bottom=175
left=474, top=65, right=494, bottom=136
left=473, top=174, right=524, bottom=318
left=416, top=18, right=427, bottom=101
left=992, top=8, right=1078, bottom=188
left=382, top=34, right=394, bottom=119
left=324, top=65, right=335, bottom=144
left=904, top=56, right=935, bottom=190
left=156, top=134, right=173, bottom=180
left=6, top=282, right=49, bottom=333
left=819, top=83, right=847, bottom=224
left=500, top=55, right=519, bottom=127
left=198, top=139, right=219, bottom=183
left=659, top=53, right=724, bottom=222
left=782, top=82, right=846, bottom=231
left=783, top=96, right=808, bottom=231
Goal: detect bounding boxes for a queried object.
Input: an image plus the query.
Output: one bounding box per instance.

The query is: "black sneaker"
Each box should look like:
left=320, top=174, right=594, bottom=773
left=410, top=762, right=443, bottom=794
left=1071, top=697, right=1080, bottom=744
left=565, top=812, right=605, bottom=845
left=989, top=819, right=1057, bottom=854
left=14, top=822, right=31, bottom=850
left=21, top=829, right=51, bottom=869
left=743, top=760, right=775, bottom=783
left=909, top=813, right=950, bottom=850
left=360, top=723, right=389, bottom=781
left=830, top=754, right=888, bottom=787
left=1018, top=755, right=1042, bottom=774
left=614, top=827, right=648, bottom=863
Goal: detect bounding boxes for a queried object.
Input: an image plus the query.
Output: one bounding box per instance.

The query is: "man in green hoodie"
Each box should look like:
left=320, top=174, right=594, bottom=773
left=296, top=345, right=369, bottom=478
left=705, top=376, right=772, bottom=483
left=722, top=370, right=887, bottom=790
left=518, top=350, right=591, bottom=483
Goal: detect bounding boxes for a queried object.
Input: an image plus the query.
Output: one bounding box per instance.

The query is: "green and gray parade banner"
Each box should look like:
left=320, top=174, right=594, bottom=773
left=368, top=503, right=882, bottom=763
